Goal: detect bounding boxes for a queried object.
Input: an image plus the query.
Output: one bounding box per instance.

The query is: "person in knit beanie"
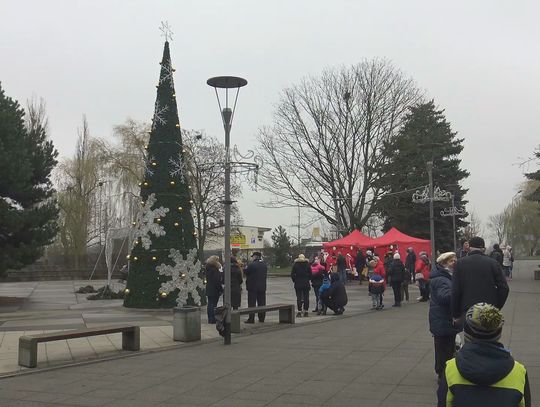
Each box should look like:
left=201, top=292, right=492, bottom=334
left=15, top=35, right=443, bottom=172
left=437, top=303, right=531, bottom=407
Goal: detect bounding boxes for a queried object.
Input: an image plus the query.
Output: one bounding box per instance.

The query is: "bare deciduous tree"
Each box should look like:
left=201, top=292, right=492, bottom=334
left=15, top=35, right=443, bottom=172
left=257, top=59, right=422, bottom=235
left=462, top=210, right=484, bottom=242
left=55, top=116, right=104, bottom=267
left=487, top=212, right=508, bottom=244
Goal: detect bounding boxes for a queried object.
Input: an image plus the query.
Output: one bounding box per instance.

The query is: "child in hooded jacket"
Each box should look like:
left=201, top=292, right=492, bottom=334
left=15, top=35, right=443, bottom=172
left=317, top=273, right=331, bottom=315
left=368, top=274, right=385, bottom=310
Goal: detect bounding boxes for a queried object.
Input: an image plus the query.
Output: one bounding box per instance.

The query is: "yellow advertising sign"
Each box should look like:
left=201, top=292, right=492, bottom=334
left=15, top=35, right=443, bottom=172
left=231, top=234, right=246, bottom=245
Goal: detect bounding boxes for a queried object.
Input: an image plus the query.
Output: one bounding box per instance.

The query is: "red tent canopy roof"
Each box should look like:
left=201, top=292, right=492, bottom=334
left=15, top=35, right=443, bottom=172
left=370, top=227, right=429, bottom=246
left=322, top=229, right=375, bottom=249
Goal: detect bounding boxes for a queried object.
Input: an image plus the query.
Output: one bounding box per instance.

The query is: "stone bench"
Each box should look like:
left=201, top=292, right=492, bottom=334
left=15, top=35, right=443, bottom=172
left=19, top=325, right=140, bottom=368
left=231, top=303, right=295, bottom=333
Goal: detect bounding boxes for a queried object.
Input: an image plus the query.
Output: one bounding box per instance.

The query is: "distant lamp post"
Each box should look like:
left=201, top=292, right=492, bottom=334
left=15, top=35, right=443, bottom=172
left=440, top=194, right=467, bottom=252
left=440, top=195, right=466, bottom=252
left=207, top=76, right=247, bottom=346
left=412, top=161, right=451, bottom=258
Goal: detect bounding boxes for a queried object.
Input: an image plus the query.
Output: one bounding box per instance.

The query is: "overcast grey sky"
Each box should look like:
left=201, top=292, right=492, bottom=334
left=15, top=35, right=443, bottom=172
left=1, top=0, right=539, bottom=239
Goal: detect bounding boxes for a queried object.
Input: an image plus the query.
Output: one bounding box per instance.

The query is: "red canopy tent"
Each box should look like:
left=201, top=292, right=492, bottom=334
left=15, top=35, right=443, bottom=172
left=370, top=227, right=431, bottom=260
left=322, top=230, right=376, bottom=260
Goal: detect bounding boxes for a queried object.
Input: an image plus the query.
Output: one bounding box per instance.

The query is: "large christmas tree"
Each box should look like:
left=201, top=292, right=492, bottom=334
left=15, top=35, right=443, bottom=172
left=377, top=101, right=469, bottom=252
left=123, top=39, right=202, bottom=309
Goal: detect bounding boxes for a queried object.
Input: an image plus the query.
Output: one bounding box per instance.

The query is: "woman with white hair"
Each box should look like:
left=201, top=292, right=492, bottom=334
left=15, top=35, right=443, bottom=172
left=502, top=245, right=513, bottom=280
left=429, top=252, right=460, bottom=381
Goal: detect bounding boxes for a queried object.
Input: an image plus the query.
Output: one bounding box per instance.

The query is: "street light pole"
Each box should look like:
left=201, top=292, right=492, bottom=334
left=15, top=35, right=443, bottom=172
left=427, top=161, right=436, bottom=258
left=207, top=76, right=247, bottom=346
left=451, top=194, right=457, bottom=252
left=440, top=194, right=466, bottom=253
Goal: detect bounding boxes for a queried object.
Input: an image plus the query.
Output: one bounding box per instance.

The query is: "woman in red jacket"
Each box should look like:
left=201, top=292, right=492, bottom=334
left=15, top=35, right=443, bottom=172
left=372, top=257, right=387, bottom=288
left=415, top=252, right=431, bottom=302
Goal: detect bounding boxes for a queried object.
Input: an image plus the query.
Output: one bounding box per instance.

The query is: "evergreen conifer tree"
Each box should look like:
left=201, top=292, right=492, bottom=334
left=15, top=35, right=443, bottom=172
left=123, top=41, right=200, bottom=308
left=0, top=84, right=58, bottom=275
left=271, top=226, right=292, bottom=267
left=377, top=101, right=469, bottom=252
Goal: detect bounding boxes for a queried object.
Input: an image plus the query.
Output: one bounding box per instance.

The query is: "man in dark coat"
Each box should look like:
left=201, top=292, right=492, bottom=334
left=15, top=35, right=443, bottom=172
left=336, top=253, right=347, bottom=284
left=244, top=251, right=268, bottom=323
left=321, top=273, right=348, bottom=314
left=451, top=236, right=509, bottom=322
left=490, top=243, right=504, bottom=267
left=355, top=249, right=366, bottom=285
left=230, top=257, right=243, bottom=310
left=457, top=240, right=470, bottom=259
left=204, top=256, right=223, bottom=324
left=405, top=247, right=416, bottom=283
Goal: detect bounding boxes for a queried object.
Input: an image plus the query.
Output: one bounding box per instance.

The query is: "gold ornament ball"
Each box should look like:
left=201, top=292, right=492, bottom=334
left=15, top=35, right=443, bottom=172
left=124, top=288, right=130, bottom=294
left=151, top=162, right=157, bottom=167
left=160, top=292, right=168, bottom=298
left=143, top=182, right=149, bottom=186
left=152, top=256, right=157, bottom=261
left=174, top=222, right=179, bottom=227
left=175, top=124, right=180, bottom=128
left=133, top=256, right=138, bottom=261
left=126, top=255, right=130, bottom=260
left=177, top=206, right=183, bottom=211
left=156, top=218, right=161, bottom=223
left=170, top=181, right=175, bottom=186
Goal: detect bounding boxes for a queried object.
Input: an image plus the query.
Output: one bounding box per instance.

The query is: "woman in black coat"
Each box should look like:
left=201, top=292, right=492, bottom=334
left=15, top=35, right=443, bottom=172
left=429, top=252, right=460, bottom=380
left=388, top=253, right=406, bottom=307
left=291, top=254, right=312, bottom=317
left=205, top=256, right=223, bottom=324
left=230, top=257, right=243, bottom=310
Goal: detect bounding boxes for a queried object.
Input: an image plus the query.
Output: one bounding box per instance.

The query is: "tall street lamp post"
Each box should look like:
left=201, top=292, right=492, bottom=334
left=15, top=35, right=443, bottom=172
left=440, top=194, right=467, bottom=252
left=427, top=161, right=435, bottom=258
left=207, top=76, right=247, bottom=346
left=412, top=162, right=451, bottom=258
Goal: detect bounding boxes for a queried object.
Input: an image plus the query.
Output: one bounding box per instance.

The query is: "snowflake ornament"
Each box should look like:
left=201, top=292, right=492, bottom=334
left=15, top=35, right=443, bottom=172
left=157, top=248, right=205, bottom=306
left=144, top=155, right=155, bottom=177
left=168, top=153, right=186, bottom=181
left=131, top=193, right=169, bottom=249
left=159, top=59, right=175, bottom=90
left=151, top=100, right=169, bottom=131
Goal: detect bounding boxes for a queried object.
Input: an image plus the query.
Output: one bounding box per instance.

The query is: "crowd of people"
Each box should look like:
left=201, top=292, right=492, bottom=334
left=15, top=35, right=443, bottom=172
left=202, top=235, right=529, bottom=406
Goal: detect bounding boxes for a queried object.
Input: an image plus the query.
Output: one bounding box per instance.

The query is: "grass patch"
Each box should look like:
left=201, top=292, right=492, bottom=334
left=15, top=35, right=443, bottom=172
left=268, top=266, right=291, bottom=276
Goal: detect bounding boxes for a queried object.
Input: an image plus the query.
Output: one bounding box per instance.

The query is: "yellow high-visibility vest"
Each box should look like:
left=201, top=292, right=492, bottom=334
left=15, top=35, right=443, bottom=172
left=444, top=358, right=527, bottom=407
